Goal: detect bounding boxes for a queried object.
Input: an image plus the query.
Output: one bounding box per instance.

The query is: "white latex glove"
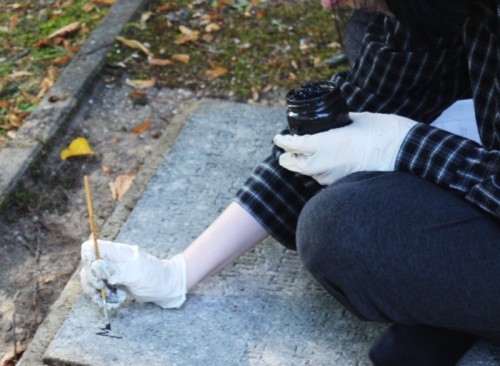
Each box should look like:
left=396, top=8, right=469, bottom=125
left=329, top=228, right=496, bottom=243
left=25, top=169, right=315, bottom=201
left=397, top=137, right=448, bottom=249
left=80, top=239, right=186, bottom=310
left=274, top=112, right=417, bottom=185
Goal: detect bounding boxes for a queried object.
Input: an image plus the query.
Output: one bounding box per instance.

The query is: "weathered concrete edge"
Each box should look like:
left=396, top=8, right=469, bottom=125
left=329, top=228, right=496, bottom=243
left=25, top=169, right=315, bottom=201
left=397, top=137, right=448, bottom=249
left=0, top=0, right=150, bottom=205
left=18, top=100, right=200, bottom=366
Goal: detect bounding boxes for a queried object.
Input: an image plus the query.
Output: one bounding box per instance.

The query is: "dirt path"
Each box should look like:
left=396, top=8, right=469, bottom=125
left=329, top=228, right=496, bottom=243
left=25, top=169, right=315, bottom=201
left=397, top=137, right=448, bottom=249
left=0, top=73, right=198, bottom=363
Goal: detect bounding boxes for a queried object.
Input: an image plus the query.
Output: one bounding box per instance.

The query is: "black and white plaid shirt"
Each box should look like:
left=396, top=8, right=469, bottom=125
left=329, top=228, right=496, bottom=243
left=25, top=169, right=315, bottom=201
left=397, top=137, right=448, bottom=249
left=235, top=0, right=499, bottom=249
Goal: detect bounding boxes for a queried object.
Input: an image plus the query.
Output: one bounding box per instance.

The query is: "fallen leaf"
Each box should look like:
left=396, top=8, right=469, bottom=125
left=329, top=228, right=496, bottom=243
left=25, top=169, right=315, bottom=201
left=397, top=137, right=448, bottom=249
left=0, top=341, right=26, bottom=366
left=131, top=119, right=152, bottom=134
left=48, top=21, right=81, bottom=40
left=7, top=111, right=24, bottom=128
left=0, top=100, right=9, bottom=109
left=82, top=2, right=96, bottom=12
left=140, top=11, right=153, bottom=29
left=171, top=54, right=190, bottom=64
left=148, top=58, right=173, bottom=66
left=205, top=22, right=221, bottom=32
left=206, top=62, right=228, bottom=78
left=93, top=0, right=115, bottom=5
left=115, top=36, right=153, bottom=57
left=7, top=71, right=34, bottom=81
left=36, top=67, right=58, bottom=100
left=175, top=25, right=199, bottom=44
left=60, top=137, right=94, bottom=160
left=128, top=90, right=148, bottom=105
left=156, top=4, right=172, bottom=13
left=48, top=55, right=71, bottom=65
left=101, top=165, right=113, bottom=174
left=251, top=86, right=259, bottom=102
left=62, top=0, right=75, bottom=8
left=125, top=78, right=156, bottom=89
left=10, top=13, right=19, bottom=32
left=109, top=173, right=136, bottom=201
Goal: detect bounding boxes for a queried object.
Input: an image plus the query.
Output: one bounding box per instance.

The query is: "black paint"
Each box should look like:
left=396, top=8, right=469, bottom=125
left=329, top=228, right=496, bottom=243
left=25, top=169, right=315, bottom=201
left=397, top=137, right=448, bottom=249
left=286, top=80, right=351, bottom=135
left=96, top=326, right=123, bottom=339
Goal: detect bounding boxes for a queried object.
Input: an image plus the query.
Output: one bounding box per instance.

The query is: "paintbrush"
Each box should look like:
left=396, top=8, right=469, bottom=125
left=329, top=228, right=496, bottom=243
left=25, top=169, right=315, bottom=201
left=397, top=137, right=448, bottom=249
left=84, top=175, right=111, bottom=330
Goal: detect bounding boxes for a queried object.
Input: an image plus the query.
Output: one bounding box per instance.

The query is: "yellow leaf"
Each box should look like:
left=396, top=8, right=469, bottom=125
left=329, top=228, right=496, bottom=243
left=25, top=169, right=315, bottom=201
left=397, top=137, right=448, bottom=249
left=60, top=137, right=94, bottom=160
left=116, top=36, right=153, bottom=57
left=109, top=173, right=136, bottom=201
left=125, top=78, right=156, bottom=89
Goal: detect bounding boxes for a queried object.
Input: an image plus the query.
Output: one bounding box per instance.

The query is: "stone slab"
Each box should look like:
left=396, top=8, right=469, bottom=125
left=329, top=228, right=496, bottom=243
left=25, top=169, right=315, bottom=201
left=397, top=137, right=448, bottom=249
left=43, top=99, right=498, bottom=365
left=44, top=99, right=385, bottom=365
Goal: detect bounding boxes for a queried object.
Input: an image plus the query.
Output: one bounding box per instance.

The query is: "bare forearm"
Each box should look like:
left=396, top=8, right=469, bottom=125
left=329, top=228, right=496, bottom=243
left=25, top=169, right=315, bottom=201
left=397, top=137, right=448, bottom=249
left=182, top=201, right=269, bottom=290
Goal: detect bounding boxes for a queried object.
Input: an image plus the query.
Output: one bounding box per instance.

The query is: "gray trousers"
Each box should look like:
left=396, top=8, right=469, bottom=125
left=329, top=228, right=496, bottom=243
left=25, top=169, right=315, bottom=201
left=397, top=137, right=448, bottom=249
left=295, top=171, right=500, bottom=341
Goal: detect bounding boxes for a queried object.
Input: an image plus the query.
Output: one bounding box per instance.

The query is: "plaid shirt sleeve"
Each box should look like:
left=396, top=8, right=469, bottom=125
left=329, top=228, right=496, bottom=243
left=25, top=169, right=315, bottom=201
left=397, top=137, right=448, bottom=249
left=235, top=1, right=499, bottom=248
left=397, top=124, right=500, bottom=218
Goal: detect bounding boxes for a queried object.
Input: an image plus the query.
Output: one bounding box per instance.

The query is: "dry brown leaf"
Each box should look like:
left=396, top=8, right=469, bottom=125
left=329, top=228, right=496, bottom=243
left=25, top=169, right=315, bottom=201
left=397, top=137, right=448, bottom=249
left=202, top=34, right=214, bottom=42
left=206, top=62, right=228, bottom=78
left=125, top=78, right=156, bottom=89
left=0, top=341, right=26, bottom=366
left=62, top=0, right=75, bottom=7
left=148, top=58, right=173, bottom=66
left=156, top=4, right=172, bottom=13
left=140, top=11, right=153, bottom=29
left=10, top=13, right=19, bottom=32
left=175, top=25, right=199, bottom=44
left=36, top=67, right=58, bottom=100
left=34, top=21, right=81, bottom=47
left=48, top=55, right=71, bottom=65
left=0, top=100, right=9, bottom=109
left=7, top=112, right=23, bottom=127
left=251, top=86, right=259, bottom=102
left=82, top=2, right=96, bottom=12
left=171, top=54, right=190, bottom=64
left=93, top=0, right=115, bottom=5
left=109, top=173, right=136, bottom=201
left=205, top=22, right=221, bottom=32
left=131, top=119, right=152, bottom=134
left=1, top=39, right=11, bottom=50
left=101, top=165, right=113, bottom=174
left=7, top=71, right=34, bottom=81
left=48, top=21, right=81, bottom=40
left=116, top=36, right=153, bottom=57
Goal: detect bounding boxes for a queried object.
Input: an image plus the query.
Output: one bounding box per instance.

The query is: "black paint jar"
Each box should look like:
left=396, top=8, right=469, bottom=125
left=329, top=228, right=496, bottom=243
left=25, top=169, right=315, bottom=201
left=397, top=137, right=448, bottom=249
left=286, top=80, right=351, bottom=135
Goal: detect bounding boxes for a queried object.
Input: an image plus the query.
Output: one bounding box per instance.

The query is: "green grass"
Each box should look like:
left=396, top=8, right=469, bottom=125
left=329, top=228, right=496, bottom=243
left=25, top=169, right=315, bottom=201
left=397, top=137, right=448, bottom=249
left=0, top=0, right=110, bottom=131
left=106, top=0, right=349, bottom=101
left=0, top=0, right=350, bottom=135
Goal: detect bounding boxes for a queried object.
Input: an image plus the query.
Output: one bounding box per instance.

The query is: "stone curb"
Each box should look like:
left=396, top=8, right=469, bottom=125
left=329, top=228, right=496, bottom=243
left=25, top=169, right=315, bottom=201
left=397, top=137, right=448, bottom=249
left=0, top=0, right=150, bottom=205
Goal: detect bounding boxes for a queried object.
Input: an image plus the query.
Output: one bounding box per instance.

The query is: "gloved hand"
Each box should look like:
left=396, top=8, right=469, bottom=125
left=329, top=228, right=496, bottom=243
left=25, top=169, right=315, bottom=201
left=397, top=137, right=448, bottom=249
left=80, top=239, right=186, bottom=310
left=274, top=112, right=418, bottom=185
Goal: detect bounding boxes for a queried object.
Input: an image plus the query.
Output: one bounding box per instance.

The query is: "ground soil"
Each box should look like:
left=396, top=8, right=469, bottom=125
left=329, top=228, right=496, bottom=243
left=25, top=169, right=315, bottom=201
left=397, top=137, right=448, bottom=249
left=0, top=69, right=286, bottom=364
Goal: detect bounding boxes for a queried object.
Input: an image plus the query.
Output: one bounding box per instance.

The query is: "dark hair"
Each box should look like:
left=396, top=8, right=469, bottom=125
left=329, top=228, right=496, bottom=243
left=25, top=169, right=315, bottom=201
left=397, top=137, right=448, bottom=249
left=385, top=0, right=471, bottom=40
